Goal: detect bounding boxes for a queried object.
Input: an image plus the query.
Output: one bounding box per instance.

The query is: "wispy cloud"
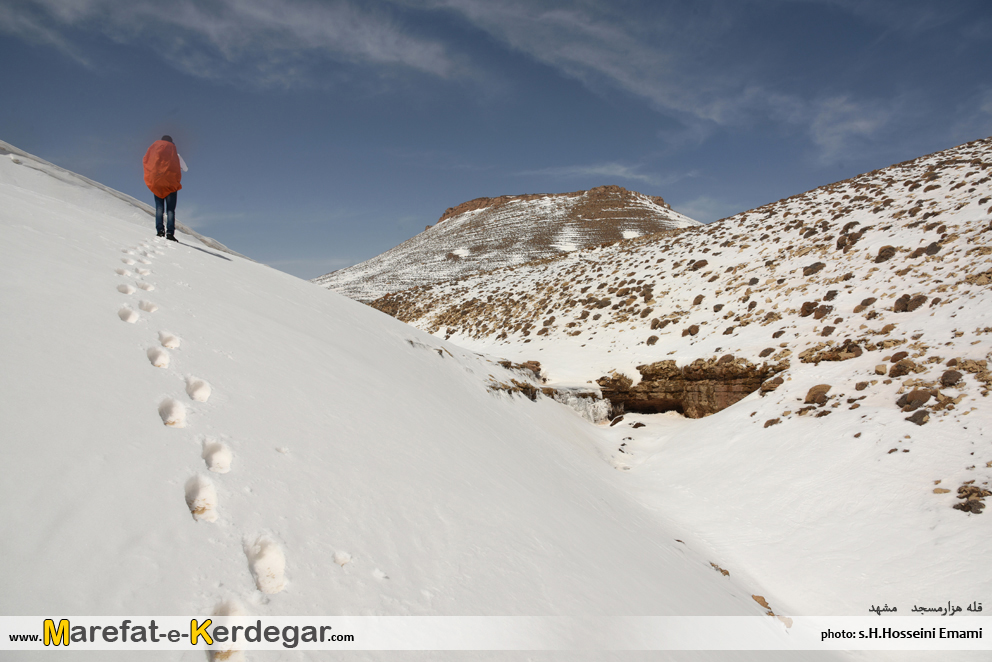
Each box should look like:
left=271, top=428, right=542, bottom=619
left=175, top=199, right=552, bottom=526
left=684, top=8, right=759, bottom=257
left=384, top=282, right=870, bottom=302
left=5, top=0, right=955, bottom=163
left=7, top=0, right=457, bottom=86
left=517, top=162, right=695, bottom=188
left=424, top=0, right=905, bottom=160
left=424, top=0, right=733, bottom=122
left=808, top=96, right=894, bottom=164
left=0, top=2, right=91, bottom=66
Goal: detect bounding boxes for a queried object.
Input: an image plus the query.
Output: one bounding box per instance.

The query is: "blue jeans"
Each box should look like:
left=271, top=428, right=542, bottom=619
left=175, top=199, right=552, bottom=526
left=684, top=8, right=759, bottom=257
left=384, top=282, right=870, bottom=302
left=154, top=192, right=177, bottom=235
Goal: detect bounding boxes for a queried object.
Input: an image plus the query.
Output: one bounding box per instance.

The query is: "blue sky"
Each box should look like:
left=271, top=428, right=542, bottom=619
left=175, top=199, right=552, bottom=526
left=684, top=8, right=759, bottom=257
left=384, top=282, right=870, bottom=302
left=2, top=0, right=991, bottom=278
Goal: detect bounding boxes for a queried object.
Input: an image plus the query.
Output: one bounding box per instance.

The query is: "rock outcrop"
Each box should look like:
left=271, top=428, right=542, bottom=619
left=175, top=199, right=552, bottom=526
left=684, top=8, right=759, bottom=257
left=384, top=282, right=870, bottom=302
left=598, top=356, right=787, bottom=418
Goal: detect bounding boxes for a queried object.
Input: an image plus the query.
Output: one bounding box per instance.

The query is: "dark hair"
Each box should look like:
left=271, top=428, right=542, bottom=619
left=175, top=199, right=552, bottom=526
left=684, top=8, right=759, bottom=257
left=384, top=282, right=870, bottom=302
left=161, top=135, right=174, bottom=143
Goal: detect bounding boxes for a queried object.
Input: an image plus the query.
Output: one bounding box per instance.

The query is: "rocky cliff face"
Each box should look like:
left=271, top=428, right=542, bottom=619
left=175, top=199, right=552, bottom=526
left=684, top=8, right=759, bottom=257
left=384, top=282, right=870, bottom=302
left=313, top=185, right=698, bottom=302
left=598, top=356, right=787, bottom=418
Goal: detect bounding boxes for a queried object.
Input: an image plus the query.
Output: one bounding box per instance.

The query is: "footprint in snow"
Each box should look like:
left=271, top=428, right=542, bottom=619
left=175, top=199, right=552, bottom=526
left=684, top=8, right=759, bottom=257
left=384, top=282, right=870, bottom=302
left=137, top=258, right=151, bottom=265
left=184, top=475, right=219, bottom=522
left=158, top=331, right=180, bottom=348
left=245, top=536, right=287, bottom=594
left=333, top=551, right=351, bottom=566
left=372, top=568, right=389, bottom=580
left=117, top=283, right=135, bottom=294
left=158, top=398, right=186, bottom=427
left=114, top=268, right=133, bottom=277
left=147, top=347, right=170, bottom=368
left=118, top=306, right=139, bottom=323
left=201, top=438, right=232, bottom=473
left=210, top=600, right=248, bottom=661
left=136, top=268, right=152, bottom=276
left=136, top=281, right=154, bottom=291
left=121, top=257, right=136, bottom=266
left=138, top=300, right=158, bottom=313
left=185, top=376, right=211, bottom=402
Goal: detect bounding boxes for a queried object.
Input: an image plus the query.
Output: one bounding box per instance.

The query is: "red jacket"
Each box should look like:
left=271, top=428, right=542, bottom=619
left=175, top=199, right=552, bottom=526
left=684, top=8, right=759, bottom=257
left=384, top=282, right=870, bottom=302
left=143, top=140, right=183, bottom=198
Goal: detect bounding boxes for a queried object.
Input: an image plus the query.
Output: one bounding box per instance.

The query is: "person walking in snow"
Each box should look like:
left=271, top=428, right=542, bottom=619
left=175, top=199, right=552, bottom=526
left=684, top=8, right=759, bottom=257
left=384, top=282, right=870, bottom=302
left=142, top=135, right=187, bottom=241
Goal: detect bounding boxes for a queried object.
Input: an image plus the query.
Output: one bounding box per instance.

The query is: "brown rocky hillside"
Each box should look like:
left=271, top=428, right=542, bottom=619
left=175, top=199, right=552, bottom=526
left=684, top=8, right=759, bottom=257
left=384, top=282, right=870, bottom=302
left=370, top=136, right=992, bottom=423
left=313, top=185, right=699, bottom=302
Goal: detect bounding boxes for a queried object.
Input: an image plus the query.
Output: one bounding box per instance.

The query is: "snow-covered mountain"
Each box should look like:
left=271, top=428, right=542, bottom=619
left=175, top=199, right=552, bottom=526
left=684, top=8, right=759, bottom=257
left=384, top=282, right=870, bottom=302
left=5, top=136, right=991, bottom=660
left=314, top=185, right=699, bottom=302
left=1, top=143, right=790, bottom=659
left=372, top=136, right=992, bottom=619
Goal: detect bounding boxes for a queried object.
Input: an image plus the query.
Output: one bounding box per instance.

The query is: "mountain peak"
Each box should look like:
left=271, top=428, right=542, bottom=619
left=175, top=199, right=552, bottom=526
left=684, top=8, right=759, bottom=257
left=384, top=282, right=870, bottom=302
left=316, top=185, right=698, bottom=302
left=437, top=184, right=672, bottom=224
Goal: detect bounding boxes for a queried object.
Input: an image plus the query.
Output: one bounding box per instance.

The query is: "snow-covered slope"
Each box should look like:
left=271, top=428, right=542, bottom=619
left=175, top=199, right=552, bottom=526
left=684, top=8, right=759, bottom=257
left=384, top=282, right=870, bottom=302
left=373, top=137, right=992, bottom=618
left=0, top=144, right=793, bottom=658
left=314, top=185, right=699, bottom=302
left=0, top=140, right=248, bottom=260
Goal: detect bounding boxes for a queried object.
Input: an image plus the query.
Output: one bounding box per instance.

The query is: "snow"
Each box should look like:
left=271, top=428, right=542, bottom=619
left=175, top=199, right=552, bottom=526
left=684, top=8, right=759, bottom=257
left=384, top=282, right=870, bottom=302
left=370, top=136, right=992, bottom=642
left=158, top=397, right=187, bottom=427
left=184, top=475, right=220, bottom=523
left=0, top=141, right=818, bottom=660
left=185, top=376, right=212, bottom=402
left=117, top=306, right=139, bottom=323
left=158, top=330, right=181, bottom=348
left=202, top=437, right=233, bottom=473
left=147, top=346, right=171, bottom=368
left=315, top=187, right=701, bottom=302
left=245, top=535, right=288, bottom=595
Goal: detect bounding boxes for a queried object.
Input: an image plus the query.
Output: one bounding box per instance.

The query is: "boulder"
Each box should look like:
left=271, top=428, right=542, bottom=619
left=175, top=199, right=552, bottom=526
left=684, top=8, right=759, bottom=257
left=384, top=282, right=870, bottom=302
left=896, top=389, right=932, bottom=411
left=893, top=294, right=928, bottom=312
left=875, top=246, right=897, bottom=263
left=941, top=370, right=963, bottom=387
left=889, top=359, right=919, bottom=378
left=805, top=384, right=832, bottom=405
